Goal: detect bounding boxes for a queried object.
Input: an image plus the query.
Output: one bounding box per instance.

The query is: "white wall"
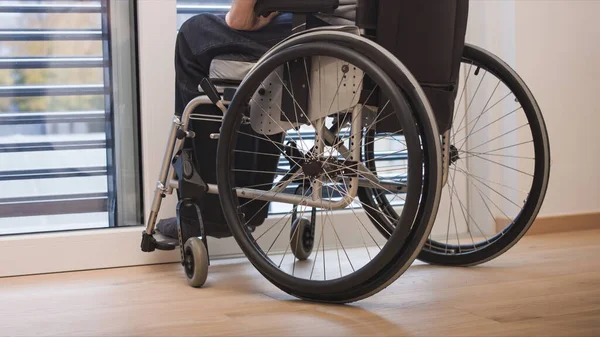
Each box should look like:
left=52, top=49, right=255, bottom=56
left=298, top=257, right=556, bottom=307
left=515, top=1, right=600, bottom=216
left=466, top=0, right=600, bottom=217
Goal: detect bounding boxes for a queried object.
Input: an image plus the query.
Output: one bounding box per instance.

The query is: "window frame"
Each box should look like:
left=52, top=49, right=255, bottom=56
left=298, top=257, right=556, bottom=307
left=0, top=0, right=142, bottom=232
left=0, top=0, right=158, bottom=277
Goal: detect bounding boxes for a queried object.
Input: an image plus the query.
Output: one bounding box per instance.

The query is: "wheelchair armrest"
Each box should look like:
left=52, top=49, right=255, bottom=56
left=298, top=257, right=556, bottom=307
left=255, top=0, right=339, bottom=17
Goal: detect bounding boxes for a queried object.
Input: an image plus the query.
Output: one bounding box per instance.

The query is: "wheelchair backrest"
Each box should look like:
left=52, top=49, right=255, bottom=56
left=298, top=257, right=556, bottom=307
left=361, top=0, right=470, bottom=132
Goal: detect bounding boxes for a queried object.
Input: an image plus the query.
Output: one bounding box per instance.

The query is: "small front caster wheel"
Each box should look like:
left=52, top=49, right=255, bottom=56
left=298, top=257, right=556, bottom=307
left=183, top=237, right=208, bottom=287
left=290, top=217, right=314, bottom=261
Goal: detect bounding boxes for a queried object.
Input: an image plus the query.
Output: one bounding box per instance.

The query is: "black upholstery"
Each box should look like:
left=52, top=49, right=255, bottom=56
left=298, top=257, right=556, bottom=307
left=376, top=0, right=469, bottom=132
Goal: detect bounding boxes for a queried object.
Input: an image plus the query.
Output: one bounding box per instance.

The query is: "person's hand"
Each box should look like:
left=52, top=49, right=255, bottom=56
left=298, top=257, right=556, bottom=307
left=226, top=0, right=278, bottom=31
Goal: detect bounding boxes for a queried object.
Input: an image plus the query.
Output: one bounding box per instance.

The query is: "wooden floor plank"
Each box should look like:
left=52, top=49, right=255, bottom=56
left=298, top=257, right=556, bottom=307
left=0, top=229, right=599, bottom=336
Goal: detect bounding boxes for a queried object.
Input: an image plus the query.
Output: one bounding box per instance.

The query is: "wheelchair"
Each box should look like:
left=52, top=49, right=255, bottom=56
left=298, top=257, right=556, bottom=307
left=140, top=0, right=551, bottom=303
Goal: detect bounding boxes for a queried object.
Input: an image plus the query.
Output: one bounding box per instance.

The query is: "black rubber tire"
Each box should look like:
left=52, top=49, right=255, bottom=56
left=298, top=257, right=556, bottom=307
left=290, top=217, right=313, bottom=261
left=184, top=237, right=209, bottom=287
left=217, top=38, right=442, bottom=303
left=416, top=44, right=551, bottom=266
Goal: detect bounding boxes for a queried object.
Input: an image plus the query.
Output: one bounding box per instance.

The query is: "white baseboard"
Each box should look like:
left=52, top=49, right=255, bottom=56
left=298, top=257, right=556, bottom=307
left=0, top=210, right=385, bottom=278
left=0, top=227, right=179, bottom=278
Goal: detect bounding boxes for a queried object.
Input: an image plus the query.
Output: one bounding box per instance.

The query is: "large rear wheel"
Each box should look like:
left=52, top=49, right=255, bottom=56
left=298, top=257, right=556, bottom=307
left=417, top=44, right=551, bottom=266
left=217, top=39, right=441, bottom=303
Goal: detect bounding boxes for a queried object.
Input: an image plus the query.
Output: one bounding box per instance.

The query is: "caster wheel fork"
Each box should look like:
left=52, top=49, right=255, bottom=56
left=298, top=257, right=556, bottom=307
left=177, top=199, right=209, bottom=288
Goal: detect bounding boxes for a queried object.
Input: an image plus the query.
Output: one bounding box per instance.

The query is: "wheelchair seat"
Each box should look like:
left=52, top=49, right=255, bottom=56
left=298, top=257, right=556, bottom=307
left=209, top=54, right=257, bottom=84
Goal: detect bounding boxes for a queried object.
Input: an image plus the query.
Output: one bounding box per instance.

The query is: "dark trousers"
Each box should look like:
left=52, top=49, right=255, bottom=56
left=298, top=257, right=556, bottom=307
left=174, top=13, right=293, bottom=116
left=166, top=13, right=293, bottom=238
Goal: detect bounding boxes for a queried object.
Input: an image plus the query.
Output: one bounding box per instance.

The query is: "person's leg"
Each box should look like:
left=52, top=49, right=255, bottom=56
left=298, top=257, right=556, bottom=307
left=158, top=13, right=292, bottom=239
left=174, top=13, right=293, bottom=115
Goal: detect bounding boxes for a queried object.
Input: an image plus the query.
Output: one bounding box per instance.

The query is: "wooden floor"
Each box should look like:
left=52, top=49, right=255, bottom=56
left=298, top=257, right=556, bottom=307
left=1, top=229, right=599, bottom=336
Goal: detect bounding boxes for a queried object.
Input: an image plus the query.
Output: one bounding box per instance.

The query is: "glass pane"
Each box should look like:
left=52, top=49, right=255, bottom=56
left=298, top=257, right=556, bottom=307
left=176, top=0, right=230, bottom=29
left=0, top=12, right=101, bottom=29
left=0, top=0, right=140, bottom=235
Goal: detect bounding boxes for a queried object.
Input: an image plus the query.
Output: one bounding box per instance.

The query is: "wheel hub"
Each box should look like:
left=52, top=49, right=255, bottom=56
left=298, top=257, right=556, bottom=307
left=301, top=157, right=358, bottom=180
left=183, top=247, right=194, bottom=278
left=302, top=160, right=324, bottom=178
left=449, top=145, right=460, bottom=165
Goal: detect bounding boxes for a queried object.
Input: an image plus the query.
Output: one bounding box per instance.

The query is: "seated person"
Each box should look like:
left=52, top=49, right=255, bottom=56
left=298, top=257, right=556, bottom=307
left=158, top=0, right=357, bottom=239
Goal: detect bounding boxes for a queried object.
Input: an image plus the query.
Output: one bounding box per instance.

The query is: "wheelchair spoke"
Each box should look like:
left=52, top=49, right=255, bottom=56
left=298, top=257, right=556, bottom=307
left=285, top=62, right=302, bottom=137
left=453, top=69, right=487, bottom=141
left=250, top=97, right=312, bottom=161
left=273, top=70, right=320, bottom=142
left=233, top=168, right=287, bottom=175
left=468, top=179, right=516, bottom=235
left=322, top=170, right=357, bottom=273
left=454, top=105, right=523, bottom=146
left=236, top=130, right=298, bottom=154
left=237, top=180, right=291, bottom=190
left=315, top=178, right=329, bottom=281
left=469, top=152, right=534, bottom=178
left=465, top=140, right=534, bottom=157
left=451, top=61, right=474, bottom=138
left=323, top=178, right=344, bottom=277
left=455, top=165, right=524, bottom=211
left=327, top=84, right=378, bottom=151
left=309, top=204, right=326, bottom=281
left=237, top=169, right=303, bottom=209
left=321, top=162, right=408, bottom=203
left=456, top=78, right=501, bottom=146
left=469, top=172, right=507, bottom=236
left=362, top=99, right=393, bottom=139
left=265, top=209, right=296, bottom=256
left=309, top=157, right=408, bottom=177
left=254, top=81, right=314, bottom=157
left=451, top=166, right=530, bottom=194
left=234, top=148, right=304, bottom=161
left=458, top=149, right=534, bottom=161
left=291, top=194, right=309, bottom=276
left=362, top=166, right=408, bottom=174
left=303, top=57, right=312, bottom=102
left=448, top=170, right=487, bottom=246
left=360, top=149, right=409, bottom=164
left=445, top=157, right=461, bottom=253
left=256, top=206, right=298, bottom=243
left=362, top=130, right=406, bottom=149
left=467, top=123, right=530, bottom=153
left=453, top=165, right=517, bottom=234
left=452, top=91, right=513, bottom=138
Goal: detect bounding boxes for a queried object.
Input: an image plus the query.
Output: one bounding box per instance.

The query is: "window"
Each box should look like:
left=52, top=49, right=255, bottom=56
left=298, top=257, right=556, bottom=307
left=177, top=0, right=229, bottom=29
left=0, top=0, right=140, bottom=235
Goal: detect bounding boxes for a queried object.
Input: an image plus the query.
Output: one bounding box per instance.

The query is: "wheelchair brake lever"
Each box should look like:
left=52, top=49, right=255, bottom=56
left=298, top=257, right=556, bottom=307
left=199, top=78, right=227, bottom=114
left=200, top=78, right=220, bottom=104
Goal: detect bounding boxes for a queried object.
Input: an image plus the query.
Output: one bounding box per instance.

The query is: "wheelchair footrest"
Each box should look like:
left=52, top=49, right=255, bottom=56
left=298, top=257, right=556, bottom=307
left=140, top=232, right=179, bottom=252
left=154, top=232, right=179, bottom=250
